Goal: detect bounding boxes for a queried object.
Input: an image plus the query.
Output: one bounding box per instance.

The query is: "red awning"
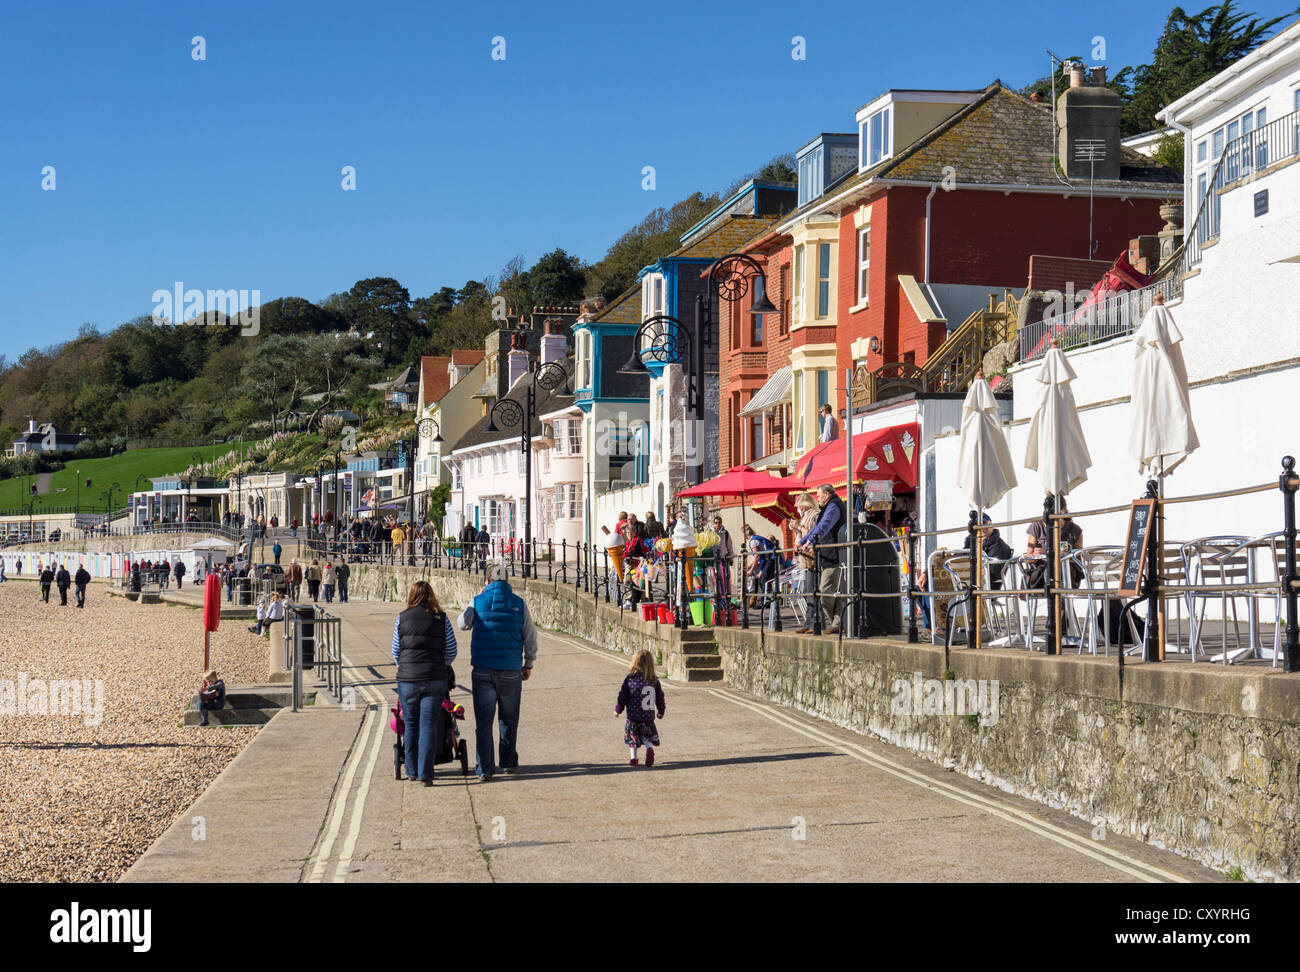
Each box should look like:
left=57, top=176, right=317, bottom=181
left=751, top=492, right=798, bottom=526
left=790, top=423, right=919, bottom=491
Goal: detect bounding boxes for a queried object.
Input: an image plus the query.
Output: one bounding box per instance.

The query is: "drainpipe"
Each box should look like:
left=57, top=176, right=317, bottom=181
left=1163, top=108, right=1193, bottom=231
left=923, top=183, right=939, bottom=284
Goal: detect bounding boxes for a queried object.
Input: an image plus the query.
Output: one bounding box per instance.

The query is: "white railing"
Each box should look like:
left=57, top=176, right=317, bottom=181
left=1018, top=275, right=1183, bottom=363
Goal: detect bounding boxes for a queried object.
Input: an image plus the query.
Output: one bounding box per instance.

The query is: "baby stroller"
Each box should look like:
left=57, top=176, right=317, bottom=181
left=390, top=674, right=469, bottom=779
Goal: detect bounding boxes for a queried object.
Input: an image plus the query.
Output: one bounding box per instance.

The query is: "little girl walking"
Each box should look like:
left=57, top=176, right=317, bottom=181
left=614, top=649, right=666, bottom=766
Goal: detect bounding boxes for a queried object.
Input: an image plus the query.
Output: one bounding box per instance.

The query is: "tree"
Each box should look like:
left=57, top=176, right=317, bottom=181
left=497, top=255, right=532, bottom=319
left=1116, top=2, right=1285, bottom=135
left=585, top=192, right=723, bottom=303
left=528, top=248, right=586, bottom=307
left=347, top=277, right=412, bottom=365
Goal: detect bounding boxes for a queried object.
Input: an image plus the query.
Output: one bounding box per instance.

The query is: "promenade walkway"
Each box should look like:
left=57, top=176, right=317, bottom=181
left=123, top=592, right=1221, bottom=883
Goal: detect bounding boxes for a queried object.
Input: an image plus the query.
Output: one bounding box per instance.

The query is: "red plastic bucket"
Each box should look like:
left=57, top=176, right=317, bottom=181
left=640, top=603, right=657, bottom=621
left=657, top=603, right=669, bottom=624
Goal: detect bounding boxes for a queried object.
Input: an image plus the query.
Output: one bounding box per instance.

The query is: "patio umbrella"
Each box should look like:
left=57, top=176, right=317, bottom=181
left=956, top=375, right=1017, bottom=511
left=1128, top=297, right=1198, bottom=484
left=1024, top=343, right=1092, bottom=497
left=956, top=374, right=1017, bottom=647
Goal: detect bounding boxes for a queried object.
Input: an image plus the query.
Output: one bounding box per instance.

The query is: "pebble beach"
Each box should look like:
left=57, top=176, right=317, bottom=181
left=0, top=580, right=268, bottom=881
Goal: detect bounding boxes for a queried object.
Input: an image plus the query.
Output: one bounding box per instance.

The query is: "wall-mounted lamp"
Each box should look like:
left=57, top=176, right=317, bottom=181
left=869, top=335, right=881, bottom=354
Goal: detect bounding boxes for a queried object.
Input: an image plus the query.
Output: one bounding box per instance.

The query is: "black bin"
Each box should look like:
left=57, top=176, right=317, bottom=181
left=292, top=605, right=316, bottom=669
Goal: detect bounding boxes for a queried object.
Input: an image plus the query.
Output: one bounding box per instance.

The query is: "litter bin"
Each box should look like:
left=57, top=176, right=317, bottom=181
left=292, top=605, right=316, bottom=670
left=235, top=578, right=253, bottom=606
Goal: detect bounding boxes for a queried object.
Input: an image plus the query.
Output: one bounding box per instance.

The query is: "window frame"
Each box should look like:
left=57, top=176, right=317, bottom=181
left=856, top=226, right=870, bottom=304
left=816, top=243, right=831, bottom=319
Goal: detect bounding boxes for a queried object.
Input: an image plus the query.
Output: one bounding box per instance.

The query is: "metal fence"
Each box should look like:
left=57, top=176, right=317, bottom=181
left=378, top=461, right=1300, bottom=674
left=284, top=604, right=344, bottom=711
left=1018, top=274, right=1184, bottom=363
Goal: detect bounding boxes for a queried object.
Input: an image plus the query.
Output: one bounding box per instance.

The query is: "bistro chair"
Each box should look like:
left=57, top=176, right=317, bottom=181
left=1183, top=535, right=1251, bottom=663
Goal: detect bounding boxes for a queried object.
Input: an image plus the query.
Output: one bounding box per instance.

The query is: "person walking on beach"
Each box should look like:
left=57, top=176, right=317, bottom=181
left=272, top=540, right=282, bottom=565
left=322, top=562, right=336, bottom=603
left=457, top=561, right=537, bottom=781
left=39, top=564, right=54, bottom=602
left=56, top=564, right=71, bottom=606
left=614, top=648, right=666, bottom=767
left=393, top=580, right=458, bottom=785
left=174, top=559, right=186, bottom=589
left=287, top=559, right=303, bottom=602
left=74, top=564, right=90, bottom=608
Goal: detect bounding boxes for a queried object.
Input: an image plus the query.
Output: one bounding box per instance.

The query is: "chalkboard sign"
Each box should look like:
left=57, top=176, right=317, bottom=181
left=1118, top=498, right=1157, bottom=597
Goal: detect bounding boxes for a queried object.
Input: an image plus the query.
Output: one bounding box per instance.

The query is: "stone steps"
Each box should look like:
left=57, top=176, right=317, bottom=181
left=185, top=684, right=315, bottom=726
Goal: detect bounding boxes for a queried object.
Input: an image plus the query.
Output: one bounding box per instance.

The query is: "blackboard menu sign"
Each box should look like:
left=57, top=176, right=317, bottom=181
left=1118, top=498, right=1157, bottom=597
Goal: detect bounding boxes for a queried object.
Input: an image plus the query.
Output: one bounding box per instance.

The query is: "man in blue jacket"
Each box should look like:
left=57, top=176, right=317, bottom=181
left=457, top=562, right=538, bottom=781
left=798, top=484, right=846, bottom=634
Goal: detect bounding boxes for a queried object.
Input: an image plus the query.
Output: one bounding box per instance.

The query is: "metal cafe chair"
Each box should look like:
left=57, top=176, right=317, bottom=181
left=1184, top=535, right=1251, bottom=663
left=1016, top=548, right=1085, bottom=650
left=1062, top=546, right=1141, bottom=656
left=939, top=553, right=974, bottom=644
left=1200, top=532, right=1285, bottom=666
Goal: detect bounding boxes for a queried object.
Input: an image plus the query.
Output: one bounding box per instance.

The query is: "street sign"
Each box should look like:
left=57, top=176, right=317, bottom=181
left=1118, top=498, right=1157, bottom=597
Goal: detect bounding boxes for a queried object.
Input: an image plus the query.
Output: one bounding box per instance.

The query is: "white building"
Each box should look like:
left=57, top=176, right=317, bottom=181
left=443, top=332, right=576, bottom=547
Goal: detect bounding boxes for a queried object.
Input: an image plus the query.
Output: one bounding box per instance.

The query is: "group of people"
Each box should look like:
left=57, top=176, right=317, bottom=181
left=127, top=558, right=188, bottom=591
left=26, top=561, right=93, bottom=606
left=389, top=563, right=667, bottom=782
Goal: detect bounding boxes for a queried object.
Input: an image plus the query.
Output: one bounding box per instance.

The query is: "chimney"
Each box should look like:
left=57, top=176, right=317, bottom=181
left=1057, top=66, right=1121, bottom=181
left=540, top=319, right=567, bottom=365
left=28, top=419, right=38, bottom=434
left=507, top=332, right=529, bottom=388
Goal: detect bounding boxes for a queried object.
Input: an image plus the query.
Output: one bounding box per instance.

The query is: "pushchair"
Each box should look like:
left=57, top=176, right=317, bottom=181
left=390, top=676, right=469, bottom=779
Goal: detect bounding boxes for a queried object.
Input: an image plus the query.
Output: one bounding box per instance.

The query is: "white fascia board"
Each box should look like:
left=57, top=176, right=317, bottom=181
left=1159, top=20, right=1300, bottom=125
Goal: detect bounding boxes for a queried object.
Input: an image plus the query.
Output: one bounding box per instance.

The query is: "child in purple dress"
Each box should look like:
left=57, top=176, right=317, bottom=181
left=614, top=649, right=666, bottom=767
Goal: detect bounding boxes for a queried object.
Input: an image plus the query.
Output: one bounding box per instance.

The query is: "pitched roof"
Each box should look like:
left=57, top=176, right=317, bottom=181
left=648, top=214, right=781, bottom=269
left=584, top=282, right=642, bottom=327
left=448, top=358, right=576, bottom=455
left=874, top=84, right=1180, bottom=191
left=419, top=355, right=451, bottom=407
left=451, top=349, right=485, bottom=367
left=782, top=83, right=1180, bottom=226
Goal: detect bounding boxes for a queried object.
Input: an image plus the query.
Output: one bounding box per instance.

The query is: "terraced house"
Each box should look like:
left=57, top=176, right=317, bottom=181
left=719, top=77, right=1181, bottom=541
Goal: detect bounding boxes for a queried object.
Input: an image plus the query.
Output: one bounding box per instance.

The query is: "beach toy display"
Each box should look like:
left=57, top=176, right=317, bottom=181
left=671, top=516, right=697, bottom=591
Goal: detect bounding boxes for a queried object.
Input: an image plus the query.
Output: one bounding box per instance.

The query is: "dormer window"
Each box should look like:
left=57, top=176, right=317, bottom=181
left=862, top=107, right=891, bottom=167
left=642, top=273, right=665, bottom=320
left=797, top=147, right=824, bottom=206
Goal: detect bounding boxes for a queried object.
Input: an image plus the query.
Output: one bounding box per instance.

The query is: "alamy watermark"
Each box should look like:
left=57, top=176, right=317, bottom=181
left=152, top=281, right=261, bottom=336
left=0, top=672, right=105, bottom=727
left=890, top=672, right=1000, bottom=726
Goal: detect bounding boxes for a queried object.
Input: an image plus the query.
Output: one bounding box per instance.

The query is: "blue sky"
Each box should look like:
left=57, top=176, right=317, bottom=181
left=1, top=0, right=1295, bottom=361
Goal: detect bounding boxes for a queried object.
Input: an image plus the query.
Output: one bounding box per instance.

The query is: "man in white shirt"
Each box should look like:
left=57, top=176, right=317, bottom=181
left=819, top=404, right=839, bottom=443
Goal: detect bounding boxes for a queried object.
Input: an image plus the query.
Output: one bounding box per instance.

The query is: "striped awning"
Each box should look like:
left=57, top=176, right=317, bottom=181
left=738, top=365, right=792, bottom=417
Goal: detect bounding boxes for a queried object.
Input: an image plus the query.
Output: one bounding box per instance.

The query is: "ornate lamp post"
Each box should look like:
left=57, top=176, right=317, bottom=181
left=403, top=417, right=442, bottom=565
left=486, top=361, right=570, bottom=579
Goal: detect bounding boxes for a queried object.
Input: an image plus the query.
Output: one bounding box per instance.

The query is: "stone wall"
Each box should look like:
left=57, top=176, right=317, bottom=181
left=357, top=562, right=1300, bottom=881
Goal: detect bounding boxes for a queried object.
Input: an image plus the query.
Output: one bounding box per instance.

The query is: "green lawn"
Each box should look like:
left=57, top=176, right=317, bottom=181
left=0, top=443, right=251, bottom=515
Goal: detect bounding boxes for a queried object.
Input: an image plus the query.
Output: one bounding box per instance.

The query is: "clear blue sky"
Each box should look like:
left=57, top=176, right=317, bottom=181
left=1, top=0, right=1295, bottom=361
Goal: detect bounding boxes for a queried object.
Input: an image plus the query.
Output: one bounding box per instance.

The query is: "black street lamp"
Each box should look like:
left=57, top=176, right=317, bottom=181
left=618, top=252, right=774, bottom=488
left=404, top=417, right=442, bottom=565
left=486, top=361, right=570, bottom=578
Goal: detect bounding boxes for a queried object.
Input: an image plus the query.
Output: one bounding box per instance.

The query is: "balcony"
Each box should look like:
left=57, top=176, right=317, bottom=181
left=1018, top=275, right=1183, bottom=363
left=1186, top=108, right=1299, bottom=273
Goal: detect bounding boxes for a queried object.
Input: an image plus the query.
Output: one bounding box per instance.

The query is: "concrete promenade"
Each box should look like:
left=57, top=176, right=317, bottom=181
left=120, top=585, right=1222, bottom=883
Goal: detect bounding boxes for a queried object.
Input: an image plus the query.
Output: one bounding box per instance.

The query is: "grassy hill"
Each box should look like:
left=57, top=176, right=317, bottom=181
left=0, top=444, right=251, bottom=515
